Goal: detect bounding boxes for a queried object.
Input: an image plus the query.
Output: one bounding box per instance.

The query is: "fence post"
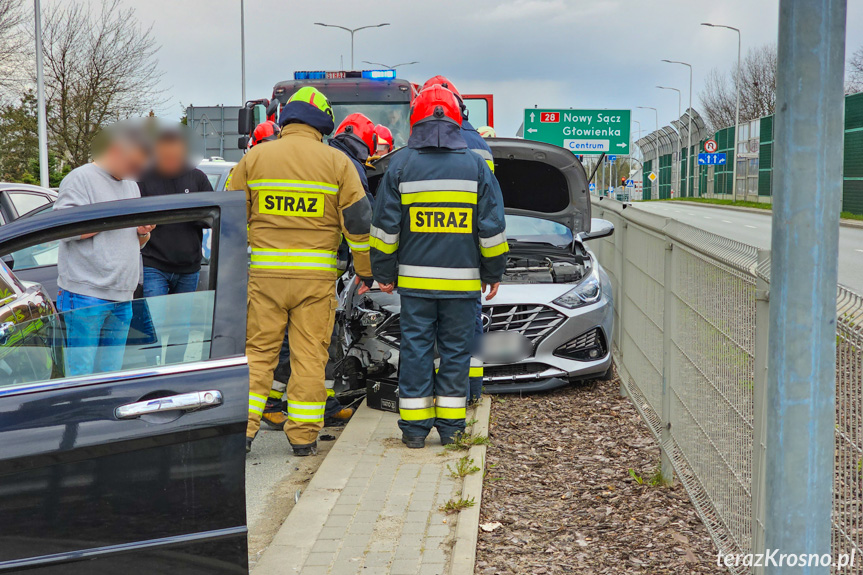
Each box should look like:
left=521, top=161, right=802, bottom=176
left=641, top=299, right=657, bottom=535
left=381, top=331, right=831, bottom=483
left=615, top=218, right=627, bottom=397
left=766, top=0, right=845, bottom=570
left=660, top=240, right=674, bottom=483
left=751, top=249, right=770, bottom=575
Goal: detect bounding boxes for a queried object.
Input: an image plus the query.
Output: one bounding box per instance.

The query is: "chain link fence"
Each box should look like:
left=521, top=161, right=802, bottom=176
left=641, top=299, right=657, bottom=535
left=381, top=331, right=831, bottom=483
left=592, top=196, right=862, bottom=574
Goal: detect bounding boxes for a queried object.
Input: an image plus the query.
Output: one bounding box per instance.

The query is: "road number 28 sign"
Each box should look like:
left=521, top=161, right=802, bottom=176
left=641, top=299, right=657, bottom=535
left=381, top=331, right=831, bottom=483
left=704, top=139, right=718, bottom=153
left=540, top=112, right=559, bottom=123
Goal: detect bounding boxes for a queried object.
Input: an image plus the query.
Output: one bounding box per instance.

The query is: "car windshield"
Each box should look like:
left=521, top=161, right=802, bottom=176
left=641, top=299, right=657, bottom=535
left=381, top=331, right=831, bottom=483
left=331, top=103, right=410, bottom=150
left=505, top=214, right=573, bottom=247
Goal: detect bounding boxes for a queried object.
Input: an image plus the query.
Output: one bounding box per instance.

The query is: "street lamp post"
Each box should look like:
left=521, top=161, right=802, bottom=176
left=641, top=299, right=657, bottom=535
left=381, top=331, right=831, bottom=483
left=240, top=0, right=246, bottom=103
left=362, top=60, right=419, bottom=70
left=34, top=0, right=48, bottom=188
left=314, top=22, right=390, bottom=70
left=637, top=106, right=659, bottom=198
left=702, top=23, right=741, bottom=202
left=657, top=86, right=682, bottom=197
left=662, top=60, right=693, bottom=196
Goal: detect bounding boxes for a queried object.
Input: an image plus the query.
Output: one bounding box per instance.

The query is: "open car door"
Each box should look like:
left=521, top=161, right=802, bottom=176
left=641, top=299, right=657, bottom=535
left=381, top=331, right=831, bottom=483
left=0, top=192, right=249, bottom=574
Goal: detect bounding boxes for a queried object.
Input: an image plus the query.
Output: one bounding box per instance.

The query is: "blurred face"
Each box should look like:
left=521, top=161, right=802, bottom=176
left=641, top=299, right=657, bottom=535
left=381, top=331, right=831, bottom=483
left=102, top=139, right=149, bottom=180
left=376, top=142, right=391, bottom=156
left=155, top=137, right=187, bottom=176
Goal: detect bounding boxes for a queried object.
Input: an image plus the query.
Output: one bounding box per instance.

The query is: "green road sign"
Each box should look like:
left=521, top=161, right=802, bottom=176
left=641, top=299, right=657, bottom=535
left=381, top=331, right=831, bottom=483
left=523, top=109, right=631, bottom=155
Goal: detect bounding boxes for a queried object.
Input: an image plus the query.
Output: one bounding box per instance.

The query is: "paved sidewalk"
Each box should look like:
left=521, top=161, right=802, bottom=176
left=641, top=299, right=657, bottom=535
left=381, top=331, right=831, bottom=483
left=254, top=400, right=486, bottom=575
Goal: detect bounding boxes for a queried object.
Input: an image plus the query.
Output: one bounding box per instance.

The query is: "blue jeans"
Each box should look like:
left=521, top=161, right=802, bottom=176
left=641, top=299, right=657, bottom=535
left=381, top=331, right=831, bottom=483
left=57, top=290, right=133, bottom=377
left=142, top=267, right=200, bottom=297
left=142, top=267, right=200, bottom=364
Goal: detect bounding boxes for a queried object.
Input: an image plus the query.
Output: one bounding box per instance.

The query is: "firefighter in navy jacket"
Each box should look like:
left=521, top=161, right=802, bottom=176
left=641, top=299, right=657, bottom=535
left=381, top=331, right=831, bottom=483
left=420, top=76, right=495, bottom=402
left=370, top=84, right=508, bottom=448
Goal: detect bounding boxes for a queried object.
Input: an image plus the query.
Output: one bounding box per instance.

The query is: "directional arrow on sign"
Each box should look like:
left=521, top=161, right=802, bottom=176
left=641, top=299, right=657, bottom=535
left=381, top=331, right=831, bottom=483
left=616, top=143, right=627, bottom=148
left=527, top=128, right=538, bottom=133
left=530, top=112, right=536, bottom=123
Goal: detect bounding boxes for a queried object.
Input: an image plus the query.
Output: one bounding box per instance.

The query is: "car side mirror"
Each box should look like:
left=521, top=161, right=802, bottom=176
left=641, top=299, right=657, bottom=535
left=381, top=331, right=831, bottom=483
left=579, top=218, right=614, bottom=241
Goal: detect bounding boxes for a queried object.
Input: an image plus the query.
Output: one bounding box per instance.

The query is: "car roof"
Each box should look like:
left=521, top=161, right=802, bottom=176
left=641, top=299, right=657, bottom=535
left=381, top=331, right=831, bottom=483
left=0, top=183, right=58, bottom=197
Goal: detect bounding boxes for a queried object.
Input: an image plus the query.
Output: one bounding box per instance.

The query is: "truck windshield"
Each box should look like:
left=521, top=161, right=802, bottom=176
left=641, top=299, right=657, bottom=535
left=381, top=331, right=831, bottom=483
left=331, top=103, right=410, bottom=150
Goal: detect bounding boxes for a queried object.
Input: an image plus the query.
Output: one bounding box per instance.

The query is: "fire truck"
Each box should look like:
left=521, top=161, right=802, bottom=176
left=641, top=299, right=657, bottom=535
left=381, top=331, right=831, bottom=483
left=237, top=69, right=494, bottom=150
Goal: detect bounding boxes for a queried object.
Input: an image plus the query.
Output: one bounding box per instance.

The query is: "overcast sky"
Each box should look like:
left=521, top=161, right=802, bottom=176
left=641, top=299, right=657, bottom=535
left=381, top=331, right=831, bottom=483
left=61, top=0, right=863, bottom=137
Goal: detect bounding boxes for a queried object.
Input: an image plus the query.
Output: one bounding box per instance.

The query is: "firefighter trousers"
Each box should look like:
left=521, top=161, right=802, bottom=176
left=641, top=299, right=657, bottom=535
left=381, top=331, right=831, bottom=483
left=397, top=295, right=474, bottom=440
left=246, top=275, right=336, bottom=446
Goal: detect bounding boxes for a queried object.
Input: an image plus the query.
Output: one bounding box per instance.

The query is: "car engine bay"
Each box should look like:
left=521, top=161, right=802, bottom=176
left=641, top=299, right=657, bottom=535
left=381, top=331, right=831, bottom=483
left=502, top=243, right=590, bottom=284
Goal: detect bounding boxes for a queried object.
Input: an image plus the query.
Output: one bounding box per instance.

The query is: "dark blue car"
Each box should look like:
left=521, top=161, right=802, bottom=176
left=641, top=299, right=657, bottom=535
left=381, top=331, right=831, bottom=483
left=0, top=192, right=250, bottom=573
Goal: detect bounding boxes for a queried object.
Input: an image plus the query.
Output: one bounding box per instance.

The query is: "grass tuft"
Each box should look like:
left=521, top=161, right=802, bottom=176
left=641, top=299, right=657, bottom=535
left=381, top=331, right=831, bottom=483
left=448, top=455, right=482, bottom=478
left=440, top=497, right=476, bottom=514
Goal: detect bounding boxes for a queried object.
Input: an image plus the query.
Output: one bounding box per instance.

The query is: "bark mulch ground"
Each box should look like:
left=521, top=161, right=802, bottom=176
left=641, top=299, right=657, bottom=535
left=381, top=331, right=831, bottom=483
left=475, top=375, right=726, bottom=574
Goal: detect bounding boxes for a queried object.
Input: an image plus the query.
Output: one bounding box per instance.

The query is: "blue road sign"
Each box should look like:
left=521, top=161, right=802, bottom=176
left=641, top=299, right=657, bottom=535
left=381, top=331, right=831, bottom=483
left=607, top=155, right=617, bottom=163
left=608, top=186, right=614, bottom=193
left=625, top=179, right=635, bottom=188
left=698, top=152, right=727, bottom=165
left=589, top=182, right=596, bottom=191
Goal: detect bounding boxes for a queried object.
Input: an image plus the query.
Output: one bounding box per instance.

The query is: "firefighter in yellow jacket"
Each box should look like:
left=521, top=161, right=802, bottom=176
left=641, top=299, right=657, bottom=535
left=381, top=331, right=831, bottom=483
left=231, top=87, right=372, bottom=456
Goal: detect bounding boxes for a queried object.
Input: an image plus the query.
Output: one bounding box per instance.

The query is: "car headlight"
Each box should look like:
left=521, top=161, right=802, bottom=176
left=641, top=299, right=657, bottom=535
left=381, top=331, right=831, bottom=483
left=552, top=272, right=601, bottom=309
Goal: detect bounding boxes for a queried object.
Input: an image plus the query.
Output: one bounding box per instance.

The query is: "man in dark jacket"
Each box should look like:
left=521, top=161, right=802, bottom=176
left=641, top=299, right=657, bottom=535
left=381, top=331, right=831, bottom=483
left=138, top=124, right=212, bottom=364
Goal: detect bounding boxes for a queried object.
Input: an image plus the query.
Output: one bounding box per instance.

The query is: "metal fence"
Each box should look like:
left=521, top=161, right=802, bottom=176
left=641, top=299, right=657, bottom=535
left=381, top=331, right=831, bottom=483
left=591, top=196, right=862, bottom=574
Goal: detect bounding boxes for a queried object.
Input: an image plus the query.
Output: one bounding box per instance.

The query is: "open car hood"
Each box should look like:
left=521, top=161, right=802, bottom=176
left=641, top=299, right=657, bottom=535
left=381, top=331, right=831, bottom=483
left=367, top=138, right=590, bottom=233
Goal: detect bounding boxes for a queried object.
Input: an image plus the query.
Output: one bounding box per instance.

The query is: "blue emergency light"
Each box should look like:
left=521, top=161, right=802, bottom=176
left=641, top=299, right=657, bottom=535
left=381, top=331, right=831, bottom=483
left=362, top=69, right=396, bottom=80
left=293, top=70, right=396, bottom=81
left=293, top=71, right=327, bottom=80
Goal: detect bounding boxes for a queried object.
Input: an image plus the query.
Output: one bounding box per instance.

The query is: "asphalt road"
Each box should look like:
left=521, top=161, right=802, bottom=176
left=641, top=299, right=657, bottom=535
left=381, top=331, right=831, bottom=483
left=630, top=202, right=863, bottom=293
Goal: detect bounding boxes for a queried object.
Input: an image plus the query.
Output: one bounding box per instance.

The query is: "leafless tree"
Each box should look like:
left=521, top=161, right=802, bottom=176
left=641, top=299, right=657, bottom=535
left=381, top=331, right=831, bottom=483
left=37, top=0, right=164, bottom=166
left=0, top=0, right=26, bottom=99
left=698, top=44, right=777, bottom=131
left=847, top=45, right=863, bottom=95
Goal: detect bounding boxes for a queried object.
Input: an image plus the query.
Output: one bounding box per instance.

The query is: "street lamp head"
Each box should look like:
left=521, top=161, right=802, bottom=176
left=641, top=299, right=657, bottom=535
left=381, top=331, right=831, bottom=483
left=701, top=22, right=715, bottom=27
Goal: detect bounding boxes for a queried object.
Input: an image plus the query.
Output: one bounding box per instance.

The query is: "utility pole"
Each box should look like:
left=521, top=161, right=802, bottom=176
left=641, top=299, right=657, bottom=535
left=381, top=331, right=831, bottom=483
left=702, top=23, right=742, bottom=201
left=662, top=60, right=693, bottom=196
left=657, top=86, right=682, bottom=197
left=638, top=106, right=659, bottom=196
left=240, top=0, right=246, bottom=103
left=766, top=0, right=846, bottom=571
left=34, top=0, right=49, bottom=188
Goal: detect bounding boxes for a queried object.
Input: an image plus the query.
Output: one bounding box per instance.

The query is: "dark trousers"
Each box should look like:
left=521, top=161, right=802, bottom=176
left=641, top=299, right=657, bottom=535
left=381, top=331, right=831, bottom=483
left=398, top=295, right=475, bottom=439
left=469, top=297, right=483, bottom=402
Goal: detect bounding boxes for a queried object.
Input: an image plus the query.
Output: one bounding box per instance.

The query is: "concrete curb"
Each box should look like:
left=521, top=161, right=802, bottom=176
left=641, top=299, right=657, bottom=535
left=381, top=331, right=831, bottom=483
left=661, top=200, right=863, bottom=229
left=251, top=400, right=384, bottom=574
left=448, top=396, right=492, bottom=575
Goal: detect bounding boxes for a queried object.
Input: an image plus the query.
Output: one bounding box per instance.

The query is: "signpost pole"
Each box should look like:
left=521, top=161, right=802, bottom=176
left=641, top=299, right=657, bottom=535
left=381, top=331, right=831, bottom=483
left=766, top=0, right=845, bottom=568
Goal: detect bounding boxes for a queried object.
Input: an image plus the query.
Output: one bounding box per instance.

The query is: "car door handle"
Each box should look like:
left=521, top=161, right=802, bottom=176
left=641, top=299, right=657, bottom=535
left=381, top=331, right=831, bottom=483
left=115, top=390, right=223, bottom=419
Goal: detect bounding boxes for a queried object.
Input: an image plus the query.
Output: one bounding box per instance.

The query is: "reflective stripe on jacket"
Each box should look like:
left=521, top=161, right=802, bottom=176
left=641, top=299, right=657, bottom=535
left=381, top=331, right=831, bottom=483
left=370, top=146, right=507, bottom=299
left=462, top=120, right=495, bottom=173
left=230, top=123, right=372, bottom=280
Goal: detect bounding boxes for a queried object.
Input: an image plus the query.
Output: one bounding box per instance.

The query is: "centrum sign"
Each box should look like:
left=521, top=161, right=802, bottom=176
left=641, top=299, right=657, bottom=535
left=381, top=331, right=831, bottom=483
left=524, top=109, right=631, bottom=155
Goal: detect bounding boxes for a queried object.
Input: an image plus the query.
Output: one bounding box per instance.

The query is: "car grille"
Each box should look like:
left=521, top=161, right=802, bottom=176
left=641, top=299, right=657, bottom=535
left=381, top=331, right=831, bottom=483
left=483, top=304, right=565, bottom=344
left=375, top=304, right=565, bottom=348
left=484, top=363, right=551, bottom=378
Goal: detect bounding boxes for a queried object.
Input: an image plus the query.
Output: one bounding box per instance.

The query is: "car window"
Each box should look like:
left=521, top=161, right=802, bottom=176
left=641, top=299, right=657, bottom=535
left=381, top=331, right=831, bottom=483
left=0, top=216, right=217, bottom=388
left=0, top=290, right=216, bottom=387
left=8, top=192, right=51, bottom=216
left=0, top=270, right=16, bottom=305
left=505, top=214, right=573, bottom=246
left=205, top=172, right=222, bottom=190
left=6, top=240, right=60, bottom=270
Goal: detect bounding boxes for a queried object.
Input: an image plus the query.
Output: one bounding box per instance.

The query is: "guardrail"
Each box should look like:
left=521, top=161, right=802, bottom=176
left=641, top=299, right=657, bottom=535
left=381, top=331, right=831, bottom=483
left=590, top=196, right=862, bottom=574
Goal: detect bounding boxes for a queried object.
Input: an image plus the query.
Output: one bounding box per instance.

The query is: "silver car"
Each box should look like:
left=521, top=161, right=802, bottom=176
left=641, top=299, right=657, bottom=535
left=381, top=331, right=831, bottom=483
left=335, top=138, right=614, bottom=394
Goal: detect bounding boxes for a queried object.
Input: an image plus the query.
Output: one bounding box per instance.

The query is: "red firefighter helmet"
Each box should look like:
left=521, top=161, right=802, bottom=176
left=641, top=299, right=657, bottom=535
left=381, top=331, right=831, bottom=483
left=335, top=113, right=377, bottom=155
left=421, top=75, right=462, bottom=102
left=410, top=84, right=463, bottom=128
left=251, top=121, right=280, bottom=147
left=374, top=125, right=394, bottom=155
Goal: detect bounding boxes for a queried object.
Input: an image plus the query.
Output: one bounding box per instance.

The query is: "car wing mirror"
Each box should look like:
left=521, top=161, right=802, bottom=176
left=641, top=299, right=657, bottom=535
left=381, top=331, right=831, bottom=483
left=578, top=218, right=614, bottom=242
